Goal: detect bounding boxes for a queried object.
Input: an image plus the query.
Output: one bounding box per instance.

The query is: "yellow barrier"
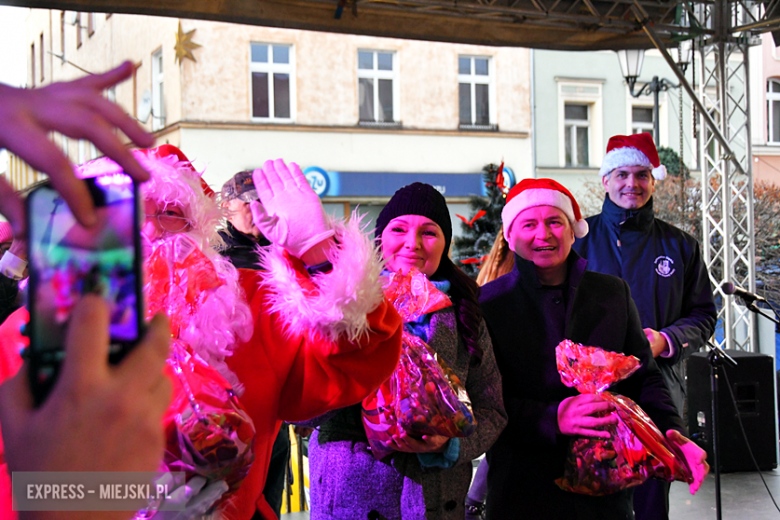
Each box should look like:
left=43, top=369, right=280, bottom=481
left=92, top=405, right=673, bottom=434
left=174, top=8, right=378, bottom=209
left=281, top=425, right=309, bottom=513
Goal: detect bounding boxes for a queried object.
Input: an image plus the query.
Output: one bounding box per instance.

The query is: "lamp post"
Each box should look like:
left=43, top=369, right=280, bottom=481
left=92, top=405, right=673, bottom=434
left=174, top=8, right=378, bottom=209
left=616, top=46, right=691, bottom=147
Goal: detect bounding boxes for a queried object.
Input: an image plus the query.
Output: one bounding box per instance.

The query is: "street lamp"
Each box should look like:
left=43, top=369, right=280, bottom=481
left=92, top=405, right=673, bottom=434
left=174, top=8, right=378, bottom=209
left=616, top=49, right=683, bottom=147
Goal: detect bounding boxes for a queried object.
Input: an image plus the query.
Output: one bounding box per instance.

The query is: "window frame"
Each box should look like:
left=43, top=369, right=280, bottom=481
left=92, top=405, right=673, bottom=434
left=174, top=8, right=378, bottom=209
left=624, top=83, right=668, bottom=145
left=356, top=49, right=400, bottom=126
left=556, top=78, right=603, bottom=168
left=151, top=48, right=165, bottom=131
left=563, top=103, right=590, bottom=167
left=631, top=105, right=655, bottom=136
left=249, top=42, right=296, bottom=123
left=767, top=79, right=780, bottom=144
left=457, top=55, right=497, bottom=130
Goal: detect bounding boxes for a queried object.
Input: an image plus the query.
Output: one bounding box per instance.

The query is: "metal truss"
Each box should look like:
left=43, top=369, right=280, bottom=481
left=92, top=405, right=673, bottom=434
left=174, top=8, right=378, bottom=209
left=697, top=1, right=757, bottom=351
left=307, top=0, right=701, bottom=37
left=633, top=0, right=759, bottom=351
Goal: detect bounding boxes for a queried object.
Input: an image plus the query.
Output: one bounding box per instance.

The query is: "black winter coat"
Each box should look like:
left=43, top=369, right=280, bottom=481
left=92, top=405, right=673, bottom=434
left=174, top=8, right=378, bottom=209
left=481, top=252, right=685, bottom=520
left=573, top=196, right=716, bottom=415
left=217, top=222, right=270, bottom=270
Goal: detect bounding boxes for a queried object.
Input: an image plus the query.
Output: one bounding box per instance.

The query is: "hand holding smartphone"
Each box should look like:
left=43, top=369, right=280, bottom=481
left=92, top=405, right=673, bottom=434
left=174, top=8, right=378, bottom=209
left=26, top=171, right=144, bottom=406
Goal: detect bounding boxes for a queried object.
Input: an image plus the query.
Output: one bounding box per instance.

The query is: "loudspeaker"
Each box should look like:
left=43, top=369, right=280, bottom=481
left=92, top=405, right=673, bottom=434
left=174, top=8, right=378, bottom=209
left=686, top=350, right=778, bottom=473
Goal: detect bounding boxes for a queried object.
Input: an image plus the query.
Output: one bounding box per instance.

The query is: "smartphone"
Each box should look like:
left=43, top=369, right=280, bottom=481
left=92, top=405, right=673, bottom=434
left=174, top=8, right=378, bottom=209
left=26, top=172, right=143, bottom=406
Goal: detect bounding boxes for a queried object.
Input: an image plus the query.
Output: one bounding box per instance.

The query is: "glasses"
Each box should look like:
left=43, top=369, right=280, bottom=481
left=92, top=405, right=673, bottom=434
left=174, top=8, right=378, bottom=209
left=145, top=210, right=191, bottom=233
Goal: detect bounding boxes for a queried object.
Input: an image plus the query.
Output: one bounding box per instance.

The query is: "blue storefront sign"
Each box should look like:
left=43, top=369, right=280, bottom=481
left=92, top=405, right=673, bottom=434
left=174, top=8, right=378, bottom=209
left=302, top=167, right=515, bottom=198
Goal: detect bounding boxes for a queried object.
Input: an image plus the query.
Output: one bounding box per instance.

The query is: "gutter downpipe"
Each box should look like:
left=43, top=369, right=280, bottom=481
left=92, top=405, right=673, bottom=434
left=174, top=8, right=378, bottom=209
left=530, top=48, right=537, bottom=178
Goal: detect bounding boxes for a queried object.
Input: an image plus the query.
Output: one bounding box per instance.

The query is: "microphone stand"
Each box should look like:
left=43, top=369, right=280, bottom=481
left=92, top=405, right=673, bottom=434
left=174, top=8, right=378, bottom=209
left=706, top=340, right=738, bottom=520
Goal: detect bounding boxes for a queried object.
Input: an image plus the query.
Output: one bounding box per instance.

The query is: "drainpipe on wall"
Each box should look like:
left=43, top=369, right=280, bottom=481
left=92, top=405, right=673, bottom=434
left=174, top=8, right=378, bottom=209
left=530, top=48, right=537, bottom=178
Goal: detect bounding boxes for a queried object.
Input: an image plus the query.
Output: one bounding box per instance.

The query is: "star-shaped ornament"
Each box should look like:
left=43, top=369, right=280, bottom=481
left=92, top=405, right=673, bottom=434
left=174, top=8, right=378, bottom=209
left=174, top=21, right=201, bottom=64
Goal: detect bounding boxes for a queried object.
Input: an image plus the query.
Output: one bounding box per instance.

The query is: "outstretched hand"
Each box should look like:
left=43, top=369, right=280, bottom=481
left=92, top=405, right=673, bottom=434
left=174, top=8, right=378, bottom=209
left=0, top=61, right=154, bottom=231
left=557, top=393, right=617, bottom=438
left=666, top=429, right=709, bottom=494
left=250, top=158, right=335, bottom=260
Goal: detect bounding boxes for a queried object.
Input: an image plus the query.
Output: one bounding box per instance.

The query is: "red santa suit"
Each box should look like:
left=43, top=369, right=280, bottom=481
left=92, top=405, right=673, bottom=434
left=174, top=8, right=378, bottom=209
left=224, top=215, right=402, bottom=520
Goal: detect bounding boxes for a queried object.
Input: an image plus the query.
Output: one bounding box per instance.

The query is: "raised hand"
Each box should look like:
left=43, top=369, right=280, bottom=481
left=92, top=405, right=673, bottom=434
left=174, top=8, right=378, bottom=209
left=0, top=61, right=154, bottom=231
left=250, top=158, right=335, bottom=260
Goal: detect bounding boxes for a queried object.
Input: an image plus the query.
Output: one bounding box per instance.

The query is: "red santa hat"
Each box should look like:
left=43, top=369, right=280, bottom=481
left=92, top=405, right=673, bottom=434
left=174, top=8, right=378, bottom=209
left=502, top=178, right=589, bottom=240
left=599, top=133, right=667, bottom=180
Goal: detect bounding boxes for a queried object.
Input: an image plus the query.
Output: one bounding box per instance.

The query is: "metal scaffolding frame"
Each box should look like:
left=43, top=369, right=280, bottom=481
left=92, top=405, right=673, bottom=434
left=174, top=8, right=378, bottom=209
left=696, top=12, right=758, bottom=351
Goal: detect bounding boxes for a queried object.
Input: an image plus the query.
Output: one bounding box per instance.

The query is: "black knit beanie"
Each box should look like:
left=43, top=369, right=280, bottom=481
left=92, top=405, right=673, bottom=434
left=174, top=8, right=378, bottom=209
left=375, top=182, right=452, bottom=253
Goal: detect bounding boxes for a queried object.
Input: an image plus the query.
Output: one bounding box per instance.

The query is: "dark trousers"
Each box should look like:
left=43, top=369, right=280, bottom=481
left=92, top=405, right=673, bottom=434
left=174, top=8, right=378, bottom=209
left=633, top=478, right=671, bottom=520
left=253, top=425, right=291, bottom=520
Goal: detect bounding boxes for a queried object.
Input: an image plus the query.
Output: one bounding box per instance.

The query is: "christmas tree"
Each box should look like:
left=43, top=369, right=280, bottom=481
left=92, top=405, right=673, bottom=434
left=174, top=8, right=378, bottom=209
left=452, top=162, right=508, bottom=279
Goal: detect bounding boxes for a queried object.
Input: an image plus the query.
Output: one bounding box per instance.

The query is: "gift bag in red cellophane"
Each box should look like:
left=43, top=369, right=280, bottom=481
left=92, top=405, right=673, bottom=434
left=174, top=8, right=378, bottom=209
left=361, top=268, right=477, bottom=460
left=162, top=340, right=256, bottom=509
left=554, top=340, right=692, bottom=495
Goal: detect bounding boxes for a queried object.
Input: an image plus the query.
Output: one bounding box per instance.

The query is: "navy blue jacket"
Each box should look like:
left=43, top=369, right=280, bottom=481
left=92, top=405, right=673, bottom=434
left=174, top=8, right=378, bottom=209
left=481, top=252, right=684, bottom=520
left=573, top=195, right=717, bottom=415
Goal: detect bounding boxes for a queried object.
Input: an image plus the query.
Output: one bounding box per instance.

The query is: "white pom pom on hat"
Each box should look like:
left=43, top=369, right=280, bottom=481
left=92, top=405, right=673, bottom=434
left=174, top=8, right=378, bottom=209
left=502, top=178, right=589, bottom=241
left=598, top=132, right=667, bottom=180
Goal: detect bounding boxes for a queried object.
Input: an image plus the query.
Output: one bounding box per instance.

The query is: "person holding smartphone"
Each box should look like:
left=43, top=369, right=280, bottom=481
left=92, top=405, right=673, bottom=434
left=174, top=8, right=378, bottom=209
left=0, top=62, right=172, bottom=520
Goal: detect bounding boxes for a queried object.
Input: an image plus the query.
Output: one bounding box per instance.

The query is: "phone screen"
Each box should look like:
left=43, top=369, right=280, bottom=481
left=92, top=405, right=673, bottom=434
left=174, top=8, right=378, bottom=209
left=27, top=173, right=142, bottom=399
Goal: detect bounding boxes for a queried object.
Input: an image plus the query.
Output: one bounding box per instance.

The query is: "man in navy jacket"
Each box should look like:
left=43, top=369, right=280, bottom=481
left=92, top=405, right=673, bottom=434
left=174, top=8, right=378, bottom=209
left=573, top=133, right=716, bottom=520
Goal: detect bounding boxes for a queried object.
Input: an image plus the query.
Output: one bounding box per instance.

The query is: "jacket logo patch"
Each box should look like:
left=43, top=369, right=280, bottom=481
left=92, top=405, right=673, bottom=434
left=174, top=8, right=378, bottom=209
left=654, top=256, right=676, bottom=278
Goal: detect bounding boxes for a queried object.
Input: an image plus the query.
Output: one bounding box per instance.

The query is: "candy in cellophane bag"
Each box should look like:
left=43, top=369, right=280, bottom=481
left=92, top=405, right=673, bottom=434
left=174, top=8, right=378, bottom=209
left=554, top=340, right=692, bottom=495
left=161, top=342, right=255, bottom=506
left=145, top=234, right=224, bottom=332
left=140, top=234, right=255, bottom=515
left=361, top=268, right=477, bottom=460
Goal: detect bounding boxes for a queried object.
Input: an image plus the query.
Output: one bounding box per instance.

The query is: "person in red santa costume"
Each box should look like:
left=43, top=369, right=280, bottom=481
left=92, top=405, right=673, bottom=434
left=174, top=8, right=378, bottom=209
left=134, top=145, right=403, bottom=520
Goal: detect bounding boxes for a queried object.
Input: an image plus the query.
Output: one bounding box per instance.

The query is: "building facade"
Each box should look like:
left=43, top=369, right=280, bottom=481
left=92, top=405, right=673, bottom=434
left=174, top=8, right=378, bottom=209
left=19, top=10, right=532, bottom=232
left=531, top=48, right=697, bottom=209
left=750, top=33, right=780, bottom=185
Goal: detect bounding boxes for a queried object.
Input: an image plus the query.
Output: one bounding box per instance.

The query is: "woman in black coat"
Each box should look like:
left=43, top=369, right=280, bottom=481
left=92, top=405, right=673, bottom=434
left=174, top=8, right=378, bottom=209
left=479, top=178, right=708, bottom=520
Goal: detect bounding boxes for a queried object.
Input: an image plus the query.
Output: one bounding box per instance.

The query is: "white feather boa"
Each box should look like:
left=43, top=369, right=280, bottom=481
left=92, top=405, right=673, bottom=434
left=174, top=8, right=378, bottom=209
left=257, top=213, right=385, bottom=344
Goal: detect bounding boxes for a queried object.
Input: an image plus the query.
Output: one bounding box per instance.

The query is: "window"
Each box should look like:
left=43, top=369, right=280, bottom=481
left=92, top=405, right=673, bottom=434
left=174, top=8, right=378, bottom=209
left=564, top=104, right=590, bottom=167
left=76, top=13, right=82, bottom=48
left=458, top=56, right=494, bottom=129
left=250, top=43, right=293, bottom=121
left=768, top=79, right=780, bottom=144
left=30, top=43, right=35, bottom=87
left=357, top=50, right=398, bottom=124
left=151, top=49, right=164, bottom=131
left=40, top=33, right=44, bottom=82
left=87, top=13, right=94, bottom=36
left=632, top=106, right=654, bottom=137
left=557, top=79, right=603, bottom=168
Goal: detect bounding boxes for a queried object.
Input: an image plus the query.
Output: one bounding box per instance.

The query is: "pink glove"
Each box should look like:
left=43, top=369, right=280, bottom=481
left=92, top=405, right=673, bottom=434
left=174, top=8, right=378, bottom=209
left=666, top=429, right=709, bottom=494
left=557, top=393, right=617, bottom=438
left=250, top=159, right=335, bottom=259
